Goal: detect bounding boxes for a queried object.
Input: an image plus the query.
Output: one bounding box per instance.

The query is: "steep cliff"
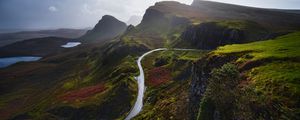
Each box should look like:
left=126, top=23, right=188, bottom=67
left=179, top=22, right=245, bottom=49
left=122, top=1, right=300, bottom=49
left=177, top=21, right=288, bottom=49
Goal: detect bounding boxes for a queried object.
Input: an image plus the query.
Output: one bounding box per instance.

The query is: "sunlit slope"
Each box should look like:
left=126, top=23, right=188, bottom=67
left=198, top=32, right=300, bottom=119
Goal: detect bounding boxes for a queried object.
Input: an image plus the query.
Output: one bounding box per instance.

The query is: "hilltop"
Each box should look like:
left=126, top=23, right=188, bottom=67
left=79, top=15, right=127, bottom=42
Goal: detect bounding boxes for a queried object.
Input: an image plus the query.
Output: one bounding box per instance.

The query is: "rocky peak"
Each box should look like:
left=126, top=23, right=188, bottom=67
left=80, top=15, right=127, bottom=42
left=101, top=15, right=116, bottom=20
left=139, top=1, right=192, bottom=32
left=92, top=15, right=126, bottom=32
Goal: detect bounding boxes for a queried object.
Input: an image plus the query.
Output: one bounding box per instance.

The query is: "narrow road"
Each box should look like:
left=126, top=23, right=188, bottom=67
left=125, top=48, right=197, bottom=120
left=125, top=48, right=166, bottom=120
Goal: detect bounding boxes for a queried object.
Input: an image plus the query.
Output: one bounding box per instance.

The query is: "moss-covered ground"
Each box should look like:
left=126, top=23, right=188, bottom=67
left=198, top=31, right=300, bottom=119
left=133, top=50, right=208, bottom=119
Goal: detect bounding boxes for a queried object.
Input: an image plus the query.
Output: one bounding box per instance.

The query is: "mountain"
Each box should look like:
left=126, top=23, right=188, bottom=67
left=79, top=15, right=127, bottom=42
left=118, top=1, right=300, bottom=119
left=0, top=37, right=71, bottom=57
left=191, top=0, right=300, bottom=30
left=126, top=15, right=143, bottom=26
left=121, top=1, right=300, bottom=49
left=0, top=0, right=300, bottom=120
left=0, top=28, right=88, bottom=47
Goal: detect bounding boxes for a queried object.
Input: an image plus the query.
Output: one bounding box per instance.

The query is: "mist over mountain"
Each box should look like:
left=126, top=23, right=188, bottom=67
left=126, top=15, right=143, bottom=26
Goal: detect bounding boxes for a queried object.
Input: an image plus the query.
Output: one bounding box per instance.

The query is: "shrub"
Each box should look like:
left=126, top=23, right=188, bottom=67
left=198, top=63, right=240, bottom=120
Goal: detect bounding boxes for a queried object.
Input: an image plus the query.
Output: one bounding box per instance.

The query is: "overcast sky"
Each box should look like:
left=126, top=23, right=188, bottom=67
left=0, top=0, right=299, bottom=30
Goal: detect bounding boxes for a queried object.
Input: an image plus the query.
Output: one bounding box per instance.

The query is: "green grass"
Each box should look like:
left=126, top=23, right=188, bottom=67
left=213, top=31, right=300, bottom=62
left=204, top=31, right=300, bottom=119
left=178, top=50, right=209, bottom=61
left=215, top=20, right=259, bottom=30
left=134, top=50, right=208, bottom=119
left=249, top=61, right=300, bottom=102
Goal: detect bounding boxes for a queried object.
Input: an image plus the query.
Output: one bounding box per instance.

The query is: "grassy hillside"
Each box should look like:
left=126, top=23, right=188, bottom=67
left=1, top=1, right=300, bottom=120
left=197, top=32, right=300, bottom=119
left=133, top=50, right=208, bottom=119
left=0, top=40, right=145, bottom=119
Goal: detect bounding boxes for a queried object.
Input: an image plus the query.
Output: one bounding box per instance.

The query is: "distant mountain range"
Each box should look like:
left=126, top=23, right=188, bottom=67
left=0, top=28, right=88, bottom=47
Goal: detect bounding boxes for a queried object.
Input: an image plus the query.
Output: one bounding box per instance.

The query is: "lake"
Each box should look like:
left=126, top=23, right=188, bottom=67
left=0, top=56, right=42, bottom=68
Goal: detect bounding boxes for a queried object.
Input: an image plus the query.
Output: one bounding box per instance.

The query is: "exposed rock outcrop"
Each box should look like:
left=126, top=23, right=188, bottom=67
left=180, top=22, right=245, bottom=49
left=189, top=55, right=238, bottom=119
left=179, top=21, right=292, bottom=50
left=138, top=2, right=191, bottom=33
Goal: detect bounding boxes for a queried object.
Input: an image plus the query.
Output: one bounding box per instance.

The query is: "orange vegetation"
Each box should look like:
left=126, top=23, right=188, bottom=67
left=60, top=83, right=106, bottom=102
left=148, top=67, right=171, bottom=86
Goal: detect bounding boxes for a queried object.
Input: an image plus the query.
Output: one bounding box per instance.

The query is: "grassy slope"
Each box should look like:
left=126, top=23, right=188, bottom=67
left=214, top=32, right=300, bottom=61
left=0, top=41, right=141, bottom=119
left=133, top=50, right=208, bottom=119
left=199, top=32, right=300, bottom=119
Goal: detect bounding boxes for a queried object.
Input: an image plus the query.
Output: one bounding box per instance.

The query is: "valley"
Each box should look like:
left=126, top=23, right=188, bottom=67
left=0, top=0, right=299, bottom=120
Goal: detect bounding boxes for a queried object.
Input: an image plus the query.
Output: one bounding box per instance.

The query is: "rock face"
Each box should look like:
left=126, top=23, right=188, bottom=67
left=141, top=8, right=167, bottom=26
left=138, top=2, right=191, bottom=33
left=189, top=59, right=209, bottom=120
left=189, top=55, right=237, bottom=119
left=80, top=15, right=127, bottom=42
left=180, top=22, right=245, bottom=49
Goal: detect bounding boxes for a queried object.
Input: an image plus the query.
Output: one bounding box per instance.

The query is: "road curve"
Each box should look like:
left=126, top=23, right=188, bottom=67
left=125, top=48, right=167, bottom=120
left=125, top=48, right=197, bottom=120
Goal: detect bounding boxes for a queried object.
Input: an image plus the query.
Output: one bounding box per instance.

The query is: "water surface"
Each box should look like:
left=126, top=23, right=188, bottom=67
left=0, top=56, right=41, bottom=68
left=61, top=42, right=81, bottom=48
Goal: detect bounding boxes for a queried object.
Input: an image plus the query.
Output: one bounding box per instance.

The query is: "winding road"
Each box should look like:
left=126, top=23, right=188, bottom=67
left=125, top=48, right=197, bottom=120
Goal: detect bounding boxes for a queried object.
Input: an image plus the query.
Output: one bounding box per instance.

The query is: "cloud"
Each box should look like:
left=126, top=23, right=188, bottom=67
left=78, top=0, right=193, bottom=22
left=2, top=0, right=298, bottom=29
left=48, top=6, right=58, bottom=12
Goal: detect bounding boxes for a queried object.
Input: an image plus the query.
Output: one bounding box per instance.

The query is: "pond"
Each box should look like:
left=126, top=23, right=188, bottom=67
left=61, top=42, right=81, bottom=48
